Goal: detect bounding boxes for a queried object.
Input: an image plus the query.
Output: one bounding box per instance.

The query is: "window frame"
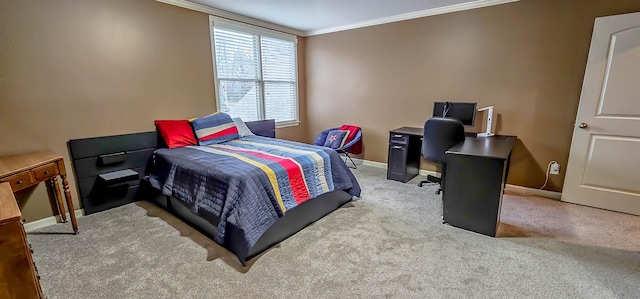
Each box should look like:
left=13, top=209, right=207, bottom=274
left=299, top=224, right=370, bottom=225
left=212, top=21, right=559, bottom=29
left=209, top=16, right=300, bottom=128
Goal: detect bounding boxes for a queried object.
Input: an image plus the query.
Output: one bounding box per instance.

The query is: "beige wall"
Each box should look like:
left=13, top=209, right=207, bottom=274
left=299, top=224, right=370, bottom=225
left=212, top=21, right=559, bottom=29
left=305, top=0, right=640, bottom=192
left=5, top=0, right=637, bottom=221
left=0, top=0, right=213, bottom=221
left=0, top=0, right=305, bottom=221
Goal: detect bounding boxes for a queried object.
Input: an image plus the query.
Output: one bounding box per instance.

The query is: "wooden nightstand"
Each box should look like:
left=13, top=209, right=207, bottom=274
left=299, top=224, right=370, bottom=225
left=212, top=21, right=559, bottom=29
left=0, top=151, right=78, bottom=234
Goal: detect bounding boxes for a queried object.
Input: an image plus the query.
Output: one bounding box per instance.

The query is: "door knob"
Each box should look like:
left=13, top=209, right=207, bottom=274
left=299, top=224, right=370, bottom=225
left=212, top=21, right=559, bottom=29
left=578, top=122, right=588, bottom=129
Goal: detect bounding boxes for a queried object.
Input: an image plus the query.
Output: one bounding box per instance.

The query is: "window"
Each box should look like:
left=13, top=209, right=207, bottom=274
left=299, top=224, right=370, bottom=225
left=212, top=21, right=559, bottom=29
left=210, top=17, right=299, bottom=127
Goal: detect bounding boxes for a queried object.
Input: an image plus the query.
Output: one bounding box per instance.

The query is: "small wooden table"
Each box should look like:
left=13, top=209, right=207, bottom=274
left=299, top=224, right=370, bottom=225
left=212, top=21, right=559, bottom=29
left=0, top=151, right=78, bottom=234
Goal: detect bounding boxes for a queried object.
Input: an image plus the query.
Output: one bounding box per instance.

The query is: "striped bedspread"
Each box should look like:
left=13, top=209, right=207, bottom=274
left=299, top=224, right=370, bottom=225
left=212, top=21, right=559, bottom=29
left=149, top=136, right=360, bottom=255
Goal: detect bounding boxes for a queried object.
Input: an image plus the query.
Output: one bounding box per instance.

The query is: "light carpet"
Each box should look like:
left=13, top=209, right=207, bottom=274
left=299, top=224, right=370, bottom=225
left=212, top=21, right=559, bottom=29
left=28, top=165, right=640, bottom=298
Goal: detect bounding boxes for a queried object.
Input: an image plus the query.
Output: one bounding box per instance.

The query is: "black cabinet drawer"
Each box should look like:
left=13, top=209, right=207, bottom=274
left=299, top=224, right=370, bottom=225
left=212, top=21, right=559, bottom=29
left=77, top=167, right=145, bottom=199
left=72, top=149, right=155, bottom=179
left=389, top=144, right=407, bottom=151
left=389, top=133, right=409, bottom=145
left=387, top=144, right=408, bottom=182
left=387, top=129, right=422, bottom=183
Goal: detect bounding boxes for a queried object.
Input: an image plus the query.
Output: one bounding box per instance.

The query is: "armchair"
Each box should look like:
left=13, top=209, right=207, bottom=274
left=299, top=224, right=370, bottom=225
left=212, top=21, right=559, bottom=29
left=314, top=127, right=362, bottom=169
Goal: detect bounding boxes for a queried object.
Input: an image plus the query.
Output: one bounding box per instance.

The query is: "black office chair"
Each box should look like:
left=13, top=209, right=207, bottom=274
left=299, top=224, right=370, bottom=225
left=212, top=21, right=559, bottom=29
left=418, top=117, right=466, bottom=195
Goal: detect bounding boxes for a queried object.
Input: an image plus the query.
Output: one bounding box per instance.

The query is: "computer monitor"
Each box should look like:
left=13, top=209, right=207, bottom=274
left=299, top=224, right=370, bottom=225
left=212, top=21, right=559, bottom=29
left=432, top=102, right=477, bottom=126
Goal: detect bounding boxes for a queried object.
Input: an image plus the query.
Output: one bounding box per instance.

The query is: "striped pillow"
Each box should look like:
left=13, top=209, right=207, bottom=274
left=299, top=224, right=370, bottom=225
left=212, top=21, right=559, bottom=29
left=191, top=112, right=239, bottom=145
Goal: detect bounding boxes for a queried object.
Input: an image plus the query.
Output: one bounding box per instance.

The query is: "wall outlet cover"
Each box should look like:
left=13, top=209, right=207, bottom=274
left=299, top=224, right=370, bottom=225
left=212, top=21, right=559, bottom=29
left=550, top=162, right=560, bottom=175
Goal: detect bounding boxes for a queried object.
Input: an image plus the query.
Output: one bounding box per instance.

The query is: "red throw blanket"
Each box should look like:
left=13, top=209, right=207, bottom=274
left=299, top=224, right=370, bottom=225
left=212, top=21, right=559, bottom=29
left=338, top=124, right=362, bottom=154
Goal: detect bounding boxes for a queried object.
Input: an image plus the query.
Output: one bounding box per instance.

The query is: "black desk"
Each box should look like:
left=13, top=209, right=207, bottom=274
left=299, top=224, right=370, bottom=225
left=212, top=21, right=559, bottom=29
left=386, top=127, right=478, bottom=183
left=387, top=127, right=516, bottom=237
left=443, top=135, right=516, bottom=237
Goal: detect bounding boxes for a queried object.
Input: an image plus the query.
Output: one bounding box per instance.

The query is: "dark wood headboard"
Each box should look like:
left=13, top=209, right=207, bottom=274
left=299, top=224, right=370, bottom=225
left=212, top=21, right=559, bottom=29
left=67, top=119, right=276, bottom=215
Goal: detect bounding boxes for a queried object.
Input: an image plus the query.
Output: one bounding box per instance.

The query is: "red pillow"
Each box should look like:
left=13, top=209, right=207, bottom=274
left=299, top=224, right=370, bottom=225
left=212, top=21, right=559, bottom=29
left=154, top=120, right=197, bottom=149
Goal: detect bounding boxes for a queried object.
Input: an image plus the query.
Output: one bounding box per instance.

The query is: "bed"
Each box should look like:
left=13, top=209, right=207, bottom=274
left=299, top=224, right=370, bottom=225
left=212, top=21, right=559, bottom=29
left=68, top=120, right=360, bottom=264
left=68, top=119, right=360, bottom=264
left=146, top=119, right=361, bottom=264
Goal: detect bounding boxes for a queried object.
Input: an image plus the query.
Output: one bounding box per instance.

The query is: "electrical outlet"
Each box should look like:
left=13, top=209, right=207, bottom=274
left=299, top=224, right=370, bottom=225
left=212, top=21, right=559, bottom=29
left=550, top=162, right=560, bottom=175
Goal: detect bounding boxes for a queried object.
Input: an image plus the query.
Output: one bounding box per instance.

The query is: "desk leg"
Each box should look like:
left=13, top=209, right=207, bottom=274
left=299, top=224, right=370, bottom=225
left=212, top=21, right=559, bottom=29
left=61, top=175, right=79, bottom=234
left=50, top=177, right=67, bottom=223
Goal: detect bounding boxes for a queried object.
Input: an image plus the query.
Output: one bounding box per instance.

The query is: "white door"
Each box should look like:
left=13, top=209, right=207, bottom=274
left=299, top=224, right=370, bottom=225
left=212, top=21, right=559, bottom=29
left=562, top=12, right=640, bottom=216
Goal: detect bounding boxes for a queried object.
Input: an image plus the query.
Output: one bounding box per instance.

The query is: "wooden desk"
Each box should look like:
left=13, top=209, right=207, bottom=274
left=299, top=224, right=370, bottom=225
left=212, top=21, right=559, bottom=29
left=0, top=183, right=45, bottom=298
left=0, top=151, right=79, bottom=234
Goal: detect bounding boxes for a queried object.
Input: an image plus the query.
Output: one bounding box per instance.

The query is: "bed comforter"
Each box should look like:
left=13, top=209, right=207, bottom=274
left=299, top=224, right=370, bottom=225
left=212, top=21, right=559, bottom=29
left=149, top=136, right=361, bottom=255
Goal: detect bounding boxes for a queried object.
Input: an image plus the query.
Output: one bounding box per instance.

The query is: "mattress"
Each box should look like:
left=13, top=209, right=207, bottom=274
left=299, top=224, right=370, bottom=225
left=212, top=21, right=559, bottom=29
left=148, top=136, right=361, bottom=254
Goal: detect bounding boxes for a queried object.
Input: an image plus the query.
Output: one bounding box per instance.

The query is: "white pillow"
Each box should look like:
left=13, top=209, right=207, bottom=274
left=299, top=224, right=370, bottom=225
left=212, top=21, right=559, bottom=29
left=232, top=117, right=254, bottom=137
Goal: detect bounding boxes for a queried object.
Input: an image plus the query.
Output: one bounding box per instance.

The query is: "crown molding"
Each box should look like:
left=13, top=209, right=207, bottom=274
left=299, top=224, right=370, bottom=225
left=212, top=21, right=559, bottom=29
left=305, top=0, right=520, bottom=36
left=158, top=0, right=518, bottom=37
left=156, top=0, right=305, bottom=36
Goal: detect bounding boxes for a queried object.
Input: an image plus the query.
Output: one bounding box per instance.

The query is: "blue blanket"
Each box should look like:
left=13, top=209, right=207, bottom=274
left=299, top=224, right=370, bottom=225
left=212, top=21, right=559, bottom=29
left=149, top=136, right=361, bottom=256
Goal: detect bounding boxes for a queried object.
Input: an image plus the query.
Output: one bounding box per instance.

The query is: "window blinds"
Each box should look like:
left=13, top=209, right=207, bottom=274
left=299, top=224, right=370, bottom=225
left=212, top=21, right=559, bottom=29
left=212, top=23, right=298, bottom=125
left=261, top=36, right=297, bottom=122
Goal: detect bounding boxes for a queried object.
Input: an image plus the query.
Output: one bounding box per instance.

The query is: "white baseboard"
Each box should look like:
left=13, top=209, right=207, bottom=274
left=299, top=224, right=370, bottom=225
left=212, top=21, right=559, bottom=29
left=357, top=158, right=441, bottom=178
left=357, top=158, right=385, bottom=169
left=24, top=209, right=85, bottom=232
left=352, top=158, right=561, bottom=200
left=504, top=185, right=561, bottom=200
left=418, top=169, right=440, bottom=178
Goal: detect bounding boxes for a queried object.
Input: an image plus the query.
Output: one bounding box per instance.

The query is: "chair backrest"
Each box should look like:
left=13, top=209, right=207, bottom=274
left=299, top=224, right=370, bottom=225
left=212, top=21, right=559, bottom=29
left=422, top=117, right=465, bottom=163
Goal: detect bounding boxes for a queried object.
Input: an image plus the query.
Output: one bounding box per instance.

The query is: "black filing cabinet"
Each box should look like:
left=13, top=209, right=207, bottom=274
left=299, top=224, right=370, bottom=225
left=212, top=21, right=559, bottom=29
left=387, top=127, right=423, bottom=183
left=442, top=135, right=516, bottom=237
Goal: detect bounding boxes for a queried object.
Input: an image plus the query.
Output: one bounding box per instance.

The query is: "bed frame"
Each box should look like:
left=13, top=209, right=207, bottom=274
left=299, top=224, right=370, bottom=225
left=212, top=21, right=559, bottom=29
left=69, top=119, right=354, bottom=265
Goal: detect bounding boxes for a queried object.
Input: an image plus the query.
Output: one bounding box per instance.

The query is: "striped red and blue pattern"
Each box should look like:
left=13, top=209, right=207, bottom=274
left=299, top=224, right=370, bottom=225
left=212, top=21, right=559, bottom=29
left=191, top=112, right=239, bottom=145
left=192, top=137, right=334, bottom=211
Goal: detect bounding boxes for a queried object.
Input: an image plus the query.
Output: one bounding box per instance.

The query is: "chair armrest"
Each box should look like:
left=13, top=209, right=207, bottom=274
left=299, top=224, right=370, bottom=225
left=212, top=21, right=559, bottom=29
left=314, top=133, right=326, bottom=146
left=338, top=130, right=362, bottom=150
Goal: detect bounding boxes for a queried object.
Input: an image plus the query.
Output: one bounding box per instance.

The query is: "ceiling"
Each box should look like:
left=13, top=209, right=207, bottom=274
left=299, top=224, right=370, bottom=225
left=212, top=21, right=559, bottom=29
left=187, top=0, right=518, bottom=36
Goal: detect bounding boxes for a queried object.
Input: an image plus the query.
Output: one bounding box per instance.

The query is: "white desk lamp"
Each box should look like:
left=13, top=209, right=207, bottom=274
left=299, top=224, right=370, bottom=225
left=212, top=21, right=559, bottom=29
left=477, top=106, right=495, bottom=137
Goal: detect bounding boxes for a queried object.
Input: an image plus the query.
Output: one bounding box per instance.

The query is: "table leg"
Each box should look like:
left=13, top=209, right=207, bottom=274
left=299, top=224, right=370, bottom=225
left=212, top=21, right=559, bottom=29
left=50, top=177, right=67, bottom=223
left=61, top=175, right=79, bottom=234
